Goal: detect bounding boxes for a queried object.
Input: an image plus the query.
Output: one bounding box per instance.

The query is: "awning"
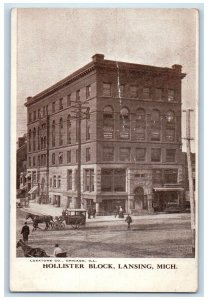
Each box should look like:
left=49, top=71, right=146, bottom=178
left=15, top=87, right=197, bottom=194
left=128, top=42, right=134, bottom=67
left=153, top=187, right=184, bottom=192
left=25, top=173, right=31, bottom=178
left=28, top=186, right=38, bottom=194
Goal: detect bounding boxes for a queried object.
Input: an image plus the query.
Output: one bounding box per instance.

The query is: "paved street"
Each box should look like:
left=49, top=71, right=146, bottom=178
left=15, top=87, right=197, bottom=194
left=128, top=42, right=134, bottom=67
left=16, top=205, right=193, bottom=258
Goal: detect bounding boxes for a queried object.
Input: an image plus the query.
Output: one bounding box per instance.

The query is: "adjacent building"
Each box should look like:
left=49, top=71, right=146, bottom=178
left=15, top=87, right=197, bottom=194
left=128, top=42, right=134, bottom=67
left=25, top=54, right=186, bottom=214
left=16, top=135, right=27, bottom=195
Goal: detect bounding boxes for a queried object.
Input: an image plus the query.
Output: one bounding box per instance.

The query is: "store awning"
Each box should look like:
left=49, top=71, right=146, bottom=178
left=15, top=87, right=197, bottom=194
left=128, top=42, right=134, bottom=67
left=153, top=187, right=184, bottom=192
left=28, top=186, right=38, bottom=194
left=25, top=173, right=31, bottom=178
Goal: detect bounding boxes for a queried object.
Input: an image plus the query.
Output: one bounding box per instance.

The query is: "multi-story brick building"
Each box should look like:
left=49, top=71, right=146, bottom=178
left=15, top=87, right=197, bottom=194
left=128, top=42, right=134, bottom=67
left=25, top=54, right=186, bottom=214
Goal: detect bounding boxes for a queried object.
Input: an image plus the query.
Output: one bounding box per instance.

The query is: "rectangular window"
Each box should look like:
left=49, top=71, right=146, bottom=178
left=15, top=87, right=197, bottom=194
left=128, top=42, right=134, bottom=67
left=76, top=90, right=80, bottom=101
left=164, top=169, right=178, bottom=183
left=153, top=169, right=162, bottom=184
left=151, top=129, right=160, bottom=141
left=59, top=98, right=63, bottom=110
left=84, top=169, right=94, bottom=192
left=168, top=89, right=175, bottom=101
left=165, top=129, right=175, bottom=142
left=53, top=176, right=56, bottom=188
left=119, top=148, right=130, bottom=161
left=151, top=148, right=161, bottom=162
left=103, top=147, right=114, bottom=161
left=119, top=84, right=125, bottom=97
left=52, top=102, right=55, bottom=113
left=136, top=148, right=146, bottom=161
left=52, top=153, right=55, bottom=165
left=57, top=175, right=61, bottom=188
left=38, top=109, right=41, bottom=119
left=67, top=94, right=71, bottom=106
left=50, top=178, right=52, bottom=188
left=155, top=88, right=163, bottom=100
left=103, top=83, right=111, bottom=97
left=130, top=86, right=137, bottom=98
left=86, top=148, right=90, bottom=162
left=166, top=149, right=176, bottom=162
left=143, top=87, right=150, bottom=99
left=101, top=169, right=126, bottom=192
left=38, top=155, right=40, bottom=166
left=76, top=149, right=78, bottom=163
left=67, top=170, right=72, bottom=190
left=29, top=113, right=32, bottom=123
left=28, top=157, right=31, bottom=167
left=43, top=106, right=46, bottom=116
left=33, top=156, right=36, bottom=167
left=33, top=111, right=36, bottom=121
left=67, top=150, right=71, bottom=163
left=59, top=152, right=63, bottom=164
left=86, top=85, right=91, bottom=99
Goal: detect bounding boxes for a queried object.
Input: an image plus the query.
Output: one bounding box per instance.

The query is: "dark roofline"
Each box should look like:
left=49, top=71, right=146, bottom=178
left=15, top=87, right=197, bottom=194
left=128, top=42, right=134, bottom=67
left=25, top=54, right=186, bottom=107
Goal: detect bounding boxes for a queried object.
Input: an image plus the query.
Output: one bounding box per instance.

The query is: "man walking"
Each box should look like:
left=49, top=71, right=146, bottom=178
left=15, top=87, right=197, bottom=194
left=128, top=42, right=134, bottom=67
left=125, top=214, right=132, bottom=229
left=21, top=222, right=30, bottom=243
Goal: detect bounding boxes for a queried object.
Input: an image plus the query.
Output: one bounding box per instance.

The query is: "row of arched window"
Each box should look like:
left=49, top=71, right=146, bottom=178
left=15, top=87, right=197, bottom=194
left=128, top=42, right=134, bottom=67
left=103, top=106, right=176, bottom=141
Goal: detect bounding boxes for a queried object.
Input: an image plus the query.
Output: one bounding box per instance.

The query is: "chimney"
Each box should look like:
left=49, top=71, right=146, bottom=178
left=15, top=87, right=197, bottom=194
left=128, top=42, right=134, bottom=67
left=92, top=54, right=104, bottom=63
left=171, top=64, right=182, bottom=72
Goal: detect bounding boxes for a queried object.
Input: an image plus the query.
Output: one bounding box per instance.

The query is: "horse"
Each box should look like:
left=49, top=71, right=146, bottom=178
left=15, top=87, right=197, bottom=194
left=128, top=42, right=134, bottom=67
left=16, top=239, right=50, bottom=257
left=26, top=213, right=54, bottom=231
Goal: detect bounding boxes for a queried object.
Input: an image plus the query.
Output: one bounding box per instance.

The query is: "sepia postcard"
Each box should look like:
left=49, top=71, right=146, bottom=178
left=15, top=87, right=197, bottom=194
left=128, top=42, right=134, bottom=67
left=10, top=8, right=198, bottom=292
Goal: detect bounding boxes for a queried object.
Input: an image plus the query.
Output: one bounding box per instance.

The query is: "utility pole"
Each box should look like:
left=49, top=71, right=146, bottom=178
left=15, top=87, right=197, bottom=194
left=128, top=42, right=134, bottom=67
left=183, top=109, right=195, bottom=256
left=77, top=100, right=82, bottom=208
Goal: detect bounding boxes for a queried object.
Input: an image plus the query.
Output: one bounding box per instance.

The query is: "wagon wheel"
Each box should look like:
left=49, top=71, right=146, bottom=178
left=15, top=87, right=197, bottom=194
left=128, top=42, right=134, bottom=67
left=54, top=223, right=60, bottom=230
left=71, top=220, right=80, bottom=229
left=60, top=223, right=65, bottom=230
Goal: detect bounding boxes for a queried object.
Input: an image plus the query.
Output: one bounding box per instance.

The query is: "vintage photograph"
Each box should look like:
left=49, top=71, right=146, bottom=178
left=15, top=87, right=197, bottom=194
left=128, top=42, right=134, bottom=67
left=11, top=8, right=198, bottom=292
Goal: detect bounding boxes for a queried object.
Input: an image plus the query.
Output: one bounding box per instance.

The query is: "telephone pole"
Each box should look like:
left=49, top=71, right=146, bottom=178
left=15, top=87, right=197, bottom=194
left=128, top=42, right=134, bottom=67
left=183, top=109, right=195, bottom=256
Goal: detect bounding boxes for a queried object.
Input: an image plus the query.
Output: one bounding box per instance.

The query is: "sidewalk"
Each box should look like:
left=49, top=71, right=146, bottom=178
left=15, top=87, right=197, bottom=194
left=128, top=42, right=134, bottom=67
left=21, top=201, right=189, bottom=223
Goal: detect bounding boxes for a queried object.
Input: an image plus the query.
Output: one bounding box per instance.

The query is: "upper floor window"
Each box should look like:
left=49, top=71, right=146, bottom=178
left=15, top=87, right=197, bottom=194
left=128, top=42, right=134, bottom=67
left=28, top=129, right=32, bottom=152
left=155, top=88, right=163, bottom=101
left=59, top=98, right=63, bottom=110
left=86, top=148, right=91, bottom=162
left=119, top=84, right=125, bottom=97
left=33, top=156, right=36, bottom=167
left=120, top=107, right=130, bottom=139
left=52, top=102, right=55, bottom=113
left=33, top=128, right=36, bottom=151
left=166, top=149, right=176, bottom=162
left=67, top=170, right=72, bottom=190
left=103, top=83, right=111, bottom=97
left=37, top=127, right=40, bottom=150
left=76, top=90, right=80, bottom=101
left=52, top=120, right=55, bottom=147
left=67, top=115, right=71, bottom=144
left=43, top=106, right=46, bottom=117
left=130, top=86, right=137, bottom=98
left=164, top=169, right=177, bottom=183
left=143, top=87, right=150, bottom=99
left=67, top=94, right=71, bottom=106
left=153, top=169, right=162, bottom=184
left=67, top=150, right=71, bottom=163
left=151, top=109, right=161, bottom=141
left=52, top=153, right=55, bottom=165
left=57, top=175, right=61, bottom=188
left=84, top=169, right=94, bottom=192
left=53, top=176, right=56, bottom=188
left=58, top=152, right=63, bottom=164
left=168, top=89, right=175, bottom=101
left=165, top=111, right=175, bottom=142
left=151, top=148, right=161, bottom=162
left=28, top=157, right=31, bottom=167
left=86, top=108, right=90, bottom=140
left=135, top=108, right=146, bottom=140
left=103, top=147, right=114, bottom=161
left=136, top=148, right=146, bottom=161
left=103, top=106, right=114, bottom=139
left=33, top=111, right=36, bottom=121
left=76, top=149, right=78, bottom=163
left=86, top=85, right=91, bottom=99
left=119, top=147, right=130, bottom=161
left=59, top=118, right=63, bottom=146
left=38, top=109, right=41, bottom=119
left=29, top=113, right=32, bottom=123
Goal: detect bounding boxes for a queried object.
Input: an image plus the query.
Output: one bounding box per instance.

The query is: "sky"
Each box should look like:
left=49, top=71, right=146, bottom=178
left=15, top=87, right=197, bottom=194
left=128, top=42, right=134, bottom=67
left=15, top=8, right=197, bottom=151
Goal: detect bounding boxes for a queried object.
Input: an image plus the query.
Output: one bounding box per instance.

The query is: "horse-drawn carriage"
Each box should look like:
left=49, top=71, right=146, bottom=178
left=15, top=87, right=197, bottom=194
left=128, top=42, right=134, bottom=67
left=26, top=209, right=87, bottom=231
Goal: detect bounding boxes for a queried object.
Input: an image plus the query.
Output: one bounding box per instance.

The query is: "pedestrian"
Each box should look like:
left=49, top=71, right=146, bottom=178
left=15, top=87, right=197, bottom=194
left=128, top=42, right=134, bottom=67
left=125, top=214, right=132, bottom=229
left=53, top=243, right=64, bottom=257
left=20, top=222, right=30, bottom=243
left=88, top=208, right=91, bottom=219
left=119, top=206, right=124, bottom=218
left=92, top=208, right=96, bottom=218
